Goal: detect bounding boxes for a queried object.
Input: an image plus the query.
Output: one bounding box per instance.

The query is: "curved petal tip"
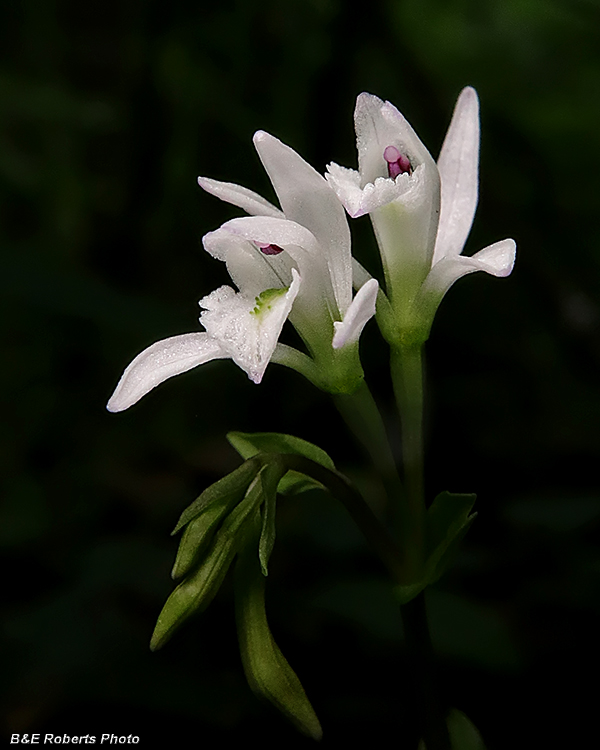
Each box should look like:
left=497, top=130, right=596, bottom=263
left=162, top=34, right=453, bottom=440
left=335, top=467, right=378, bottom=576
left=106, top=333, right=227, bottom=413
left=474, top=238, right=516, bottom=277
left=252, top=130, right=269, bottom=146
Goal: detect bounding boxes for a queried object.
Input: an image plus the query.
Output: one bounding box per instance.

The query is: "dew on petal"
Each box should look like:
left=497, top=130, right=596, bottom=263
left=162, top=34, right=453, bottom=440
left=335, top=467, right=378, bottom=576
left=256, top=241, right=284, bottom=255
left=383, top=145, right=412, bottom=178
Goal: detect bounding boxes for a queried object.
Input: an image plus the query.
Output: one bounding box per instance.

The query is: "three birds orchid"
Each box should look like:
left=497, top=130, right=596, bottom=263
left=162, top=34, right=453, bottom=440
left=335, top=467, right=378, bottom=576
left=107, top=86, right=515, bottom=413
left=107, top=131, right=378, bottom=412
left=325, top=86, right=516, bottom=345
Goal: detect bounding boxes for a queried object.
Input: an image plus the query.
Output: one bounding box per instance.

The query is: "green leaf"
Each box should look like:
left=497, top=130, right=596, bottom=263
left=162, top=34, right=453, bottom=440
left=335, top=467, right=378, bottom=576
left=278, top=472, right=327, bottom=495
left=171, top=457, right=261, bottom=535
left=394, top=492, right=477, bottom=605
left=426, top=492, right=477, bottom=554
left=446, top=709, right=487, bottom=749
left=419, top=708, right=487, bottom=750
left=234, top=526, right=322, bottom=741
left=150, top=475, right=264, bottom=651
left=425, top=491, right=477, bottom=584
left=227, top=431, right=335, bottom=495
left=258, top=460, right=286, bottom=577
left=394, top=580, right=429, bottom=606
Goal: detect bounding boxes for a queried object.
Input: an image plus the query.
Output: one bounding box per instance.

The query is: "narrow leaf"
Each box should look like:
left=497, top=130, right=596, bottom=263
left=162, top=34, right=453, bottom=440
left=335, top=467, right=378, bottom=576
left=425, top=491, right=477, bottom=583
left=394, top=580, right=429, bottom=606
left=234, top=527, right=322, bottom=740
left=150, top=529, right=239, bottom=651
left=172, top=457, right=261, bottom=535
left=446, top=709, right=487, bottom=750
left=258, top=459, right=286, bottom=576
left=428, top=514, right=477, bottom=585
left=419, top=708, right=487, bottom=750
left=427, top=492, right=477, bottom=554
left=393, top=493, right=477, bottom=604
left=227, top=431, right=335, bottom=495
left=151, top=476, right=263, bottom=651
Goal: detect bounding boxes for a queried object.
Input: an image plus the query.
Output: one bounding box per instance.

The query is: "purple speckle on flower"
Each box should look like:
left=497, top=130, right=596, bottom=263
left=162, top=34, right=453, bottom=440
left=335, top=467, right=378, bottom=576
left=256, top=242, right=284, bottom=256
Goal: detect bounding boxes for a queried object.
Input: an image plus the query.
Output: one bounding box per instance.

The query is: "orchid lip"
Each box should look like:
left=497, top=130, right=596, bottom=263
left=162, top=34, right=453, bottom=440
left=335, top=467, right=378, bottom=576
left=383, top=145, right=412, bottom=178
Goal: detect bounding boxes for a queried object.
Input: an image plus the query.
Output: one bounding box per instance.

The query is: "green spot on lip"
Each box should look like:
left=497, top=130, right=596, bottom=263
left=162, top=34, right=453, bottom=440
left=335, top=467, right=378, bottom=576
left=251, top=287, right=288, bottom=317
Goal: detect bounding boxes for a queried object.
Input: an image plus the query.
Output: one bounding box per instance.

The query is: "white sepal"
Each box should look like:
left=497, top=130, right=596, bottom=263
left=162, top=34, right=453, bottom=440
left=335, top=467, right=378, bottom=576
left=197, top=176, right=284, bottom=218
left=254, top=130, right=352, bottom=315
left=417, top=238, right=516, bottom=317
left=107, top=333, right=228, bottom=413
left=433, top=87, right=480, bottom=264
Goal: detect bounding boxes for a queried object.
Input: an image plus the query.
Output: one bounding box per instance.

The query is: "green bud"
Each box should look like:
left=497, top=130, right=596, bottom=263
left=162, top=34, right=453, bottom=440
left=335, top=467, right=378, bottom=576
left=171, top=502, right=231, bottom=581
left=150, top=474, right=264, bottom=651
left=235, top=529, right=322, bottom=741
left=172, top=457, right=261, bottom=536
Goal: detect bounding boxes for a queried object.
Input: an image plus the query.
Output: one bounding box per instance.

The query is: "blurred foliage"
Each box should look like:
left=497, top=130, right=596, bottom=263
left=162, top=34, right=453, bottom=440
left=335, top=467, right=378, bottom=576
left=2, top=0, right=600, bottom=747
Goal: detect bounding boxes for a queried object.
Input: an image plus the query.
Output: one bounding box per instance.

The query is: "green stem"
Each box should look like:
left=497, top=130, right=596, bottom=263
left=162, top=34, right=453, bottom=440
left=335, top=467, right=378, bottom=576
left=402, top=594, right=451, bottom=750
left=390, top=344, right=451, bottom=750
left=391, top=343, right=426, bottom=577
left=271, top=343, right=325, bottom=387
left=334, top=381, right=404, bottom=517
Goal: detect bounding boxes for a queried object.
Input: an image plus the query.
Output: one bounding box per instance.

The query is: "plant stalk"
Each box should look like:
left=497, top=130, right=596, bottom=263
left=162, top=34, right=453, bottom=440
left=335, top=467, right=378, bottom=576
left=391, top=342, right=451, bottom=750
left=334, top=380, right=404, bottom=517
left=391, top=343, right=426, bottom=576
left=402, top=593, right=451, bottom=750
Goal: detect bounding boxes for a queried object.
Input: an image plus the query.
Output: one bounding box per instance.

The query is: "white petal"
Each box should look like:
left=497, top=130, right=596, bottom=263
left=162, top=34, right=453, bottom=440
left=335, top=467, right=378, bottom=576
left=253, top=131, right=352, bottom=314
left=106, top=333, right=227, bottom=413
left=199, top=269, right=301, bottom=384
left=332, top=278, right=378, bottom=349
left=210, top=214, right=327, bottom=297
left=324, top=163, right=364, bottom=217
left=205, top=215, right=336, bottom=333
left=420, top=238, right=516, bottom=305
left=325, top=161, right=413, bottom=218
left=433, top=87, right=480, bottom=264
left=197, top=176, right=284, bottom=218
left=469, top=239, right=517, bottom=276
left=203, top=227, right=294, bottom=297
left=352, top=257, right=374, bottom=290
left=217, top=215, right=320, bottom=258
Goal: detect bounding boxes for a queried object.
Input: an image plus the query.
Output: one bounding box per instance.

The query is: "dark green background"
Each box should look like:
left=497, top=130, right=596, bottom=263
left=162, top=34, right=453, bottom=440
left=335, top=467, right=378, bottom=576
left=2, top=0, right=600, bottom=746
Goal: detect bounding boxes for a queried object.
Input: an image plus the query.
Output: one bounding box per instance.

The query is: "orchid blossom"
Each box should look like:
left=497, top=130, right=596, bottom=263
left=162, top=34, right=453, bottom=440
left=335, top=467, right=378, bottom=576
left=107, top=132, right=378, bottom=412
left=325, top=87, right=516, bottom=345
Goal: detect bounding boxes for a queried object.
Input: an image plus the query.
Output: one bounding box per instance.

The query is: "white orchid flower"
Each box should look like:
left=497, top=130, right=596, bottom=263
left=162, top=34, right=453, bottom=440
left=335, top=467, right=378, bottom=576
left=326, top=87, right=516, bottom=344
left=107, top=132, right=378, bottom=412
